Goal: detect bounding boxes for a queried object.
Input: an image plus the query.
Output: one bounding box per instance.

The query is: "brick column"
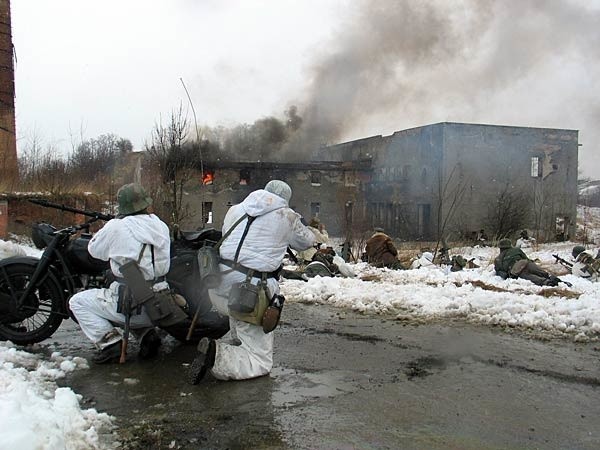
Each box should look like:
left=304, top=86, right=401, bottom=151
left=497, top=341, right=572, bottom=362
left=0, top=199, right=7, bottom=239
left=0, top=0, right=18, bottom=186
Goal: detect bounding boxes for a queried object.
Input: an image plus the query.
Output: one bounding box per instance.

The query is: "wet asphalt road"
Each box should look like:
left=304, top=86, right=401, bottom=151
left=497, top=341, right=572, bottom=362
left=40, top=302, right=600, bottom=450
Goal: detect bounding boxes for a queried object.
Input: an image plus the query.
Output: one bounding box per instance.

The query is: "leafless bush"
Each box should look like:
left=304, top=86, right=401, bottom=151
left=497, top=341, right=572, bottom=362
left=486, top=184, right=529, bottom=239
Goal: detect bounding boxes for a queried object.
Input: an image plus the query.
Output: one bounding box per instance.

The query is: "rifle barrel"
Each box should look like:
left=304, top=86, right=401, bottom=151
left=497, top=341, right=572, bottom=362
left=29, top=198, right=114, bottom=221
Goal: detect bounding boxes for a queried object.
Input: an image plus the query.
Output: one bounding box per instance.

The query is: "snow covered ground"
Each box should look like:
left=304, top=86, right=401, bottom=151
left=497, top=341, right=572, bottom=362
left=1, top=231, right=600, bottom=448
left=282, top=241, right=600, bottom=342
left=0, top=240, right=115, bottom=450
left=0, top=342, right=115, bottom=450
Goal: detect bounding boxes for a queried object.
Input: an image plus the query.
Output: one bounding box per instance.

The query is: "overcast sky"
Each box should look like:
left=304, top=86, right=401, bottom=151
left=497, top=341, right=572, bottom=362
left=11, top=0, right=600, bottom=178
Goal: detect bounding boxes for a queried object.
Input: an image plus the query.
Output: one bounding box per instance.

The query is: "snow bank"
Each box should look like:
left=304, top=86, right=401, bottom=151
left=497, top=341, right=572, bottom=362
left=0, top=342, right=115, bottom=450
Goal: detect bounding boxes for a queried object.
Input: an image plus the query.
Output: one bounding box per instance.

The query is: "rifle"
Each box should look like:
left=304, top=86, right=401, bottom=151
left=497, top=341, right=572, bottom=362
left=553, top=254, right=573, bottom=269
left=559, top=279, right=573, bottom=288
left=120, top=292, right=131, bottom=364
left=29, top=198, right=114, bottom=222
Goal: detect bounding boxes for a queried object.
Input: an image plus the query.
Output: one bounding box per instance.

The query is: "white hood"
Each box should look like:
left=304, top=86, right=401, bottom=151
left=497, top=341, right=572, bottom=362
left=240, top=190, right=288, bottom=217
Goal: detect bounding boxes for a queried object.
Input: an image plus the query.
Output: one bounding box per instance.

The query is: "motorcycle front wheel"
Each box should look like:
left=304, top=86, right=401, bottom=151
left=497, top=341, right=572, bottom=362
left=0, top=263, right=65, bottom=345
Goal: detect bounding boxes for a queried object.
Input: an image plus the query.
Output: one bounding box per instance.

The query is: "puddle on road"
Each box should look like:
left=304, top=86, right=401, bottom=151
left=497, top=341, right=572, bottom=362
left=270, top=367, right=361, bottom=408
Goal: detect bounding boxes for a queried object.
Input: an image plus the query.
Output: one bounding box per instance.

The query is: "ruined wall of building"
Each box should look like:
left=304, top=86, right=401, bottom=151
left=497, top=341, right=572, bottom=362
left=315, top=135, right=382, bottom=163
left=365, top=125, right=443, bottom=240
left=179, top=165, right=368, bottom=237
left=440, top=123, right=578, bottom=241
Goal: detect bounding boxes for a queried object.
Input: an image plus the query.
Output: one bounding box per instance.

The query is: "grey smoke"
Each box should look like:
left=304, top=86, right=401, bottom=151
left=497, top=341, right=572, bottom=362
left=292, top=0, right=600, bottom=176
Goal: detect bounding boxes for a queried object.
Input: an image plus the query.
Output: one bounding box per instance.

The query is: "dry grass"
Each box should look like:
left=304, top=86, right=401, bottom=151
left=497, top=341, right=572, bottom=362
left=461, top=279, right=582, bottom=299
left=360, top=274, right=382, bottom=282
left=467, top=280, right=510, bottom=292
left=539, top=288, right=581, bottom=299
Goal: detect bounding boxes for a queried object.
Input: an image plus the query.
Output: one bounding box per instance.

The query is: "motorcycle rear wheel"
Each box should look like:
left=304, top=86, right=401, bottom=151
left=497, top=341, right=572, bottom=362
left=0, top=263, right=64, bottom=345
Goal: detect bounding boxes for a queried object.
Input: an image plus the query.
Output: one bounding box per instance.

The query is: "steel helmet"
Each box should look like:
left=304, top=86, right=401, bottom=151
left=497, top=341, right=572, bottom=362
left=498, top=239, right=512, bottom=249
left=572, top=245, right=586, bottom=259
left=117, top=183, right=152, bottom=215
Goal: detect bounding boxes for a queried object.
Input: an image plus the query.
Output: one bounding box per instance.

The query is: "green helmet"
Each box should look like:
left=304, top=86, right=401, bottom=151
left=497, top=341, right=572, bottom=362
left=572, top=245, right=586, bottom=259
left=117, top=183, right=152, bottom=215
left=498, top=239, right=512, bottom=249
left=452, top=255, right=467, bottom=268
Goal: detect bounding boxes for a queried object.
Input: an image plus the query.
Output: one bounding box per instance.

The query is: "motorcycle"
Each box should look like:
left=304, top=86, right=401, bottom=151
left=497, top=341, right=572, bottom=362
left=0, top=199, right=228, bottom=345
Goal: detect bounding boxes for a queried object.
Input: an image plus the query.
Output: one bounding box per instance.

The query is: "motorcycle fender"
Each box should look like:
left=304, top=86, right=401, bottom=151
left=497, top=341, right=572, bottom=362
left=0, top=255, right=41, bottom=268
left=0, top=256, right=68, bottom=313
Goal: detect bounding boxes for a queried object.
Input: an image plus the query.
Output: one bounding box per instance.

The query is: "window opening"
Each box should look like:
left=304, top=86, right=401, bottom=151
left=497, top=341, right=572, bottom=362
left=311, top=171, right=321, bottom=186
left=310, top=202, right=321, bottom=217
left=345, top=201, right=353, bottom=226
left=202, top=202, right=213, bottom=224
left=239, top=169, right=250, bottom=185
left=530, top=157, right=541, bottom=178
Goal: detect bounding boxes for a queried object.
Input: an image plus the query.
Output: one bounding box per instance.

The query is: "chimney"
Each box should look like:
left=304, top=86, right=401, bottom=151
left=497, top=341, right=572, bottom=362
left=0, top=0, right=18, bottom=189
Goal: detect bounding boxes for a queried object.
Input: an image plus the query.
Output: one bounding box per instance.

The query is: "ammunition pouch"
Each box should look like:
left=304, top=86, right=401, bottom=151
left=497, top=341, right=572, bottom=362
left=144, top=289, right=188, bottom=327
left=119, top=259, right=187, bottom=328
left=228, top=271, right=269, bottom=326
left=197, top=244, right=221, bottom=289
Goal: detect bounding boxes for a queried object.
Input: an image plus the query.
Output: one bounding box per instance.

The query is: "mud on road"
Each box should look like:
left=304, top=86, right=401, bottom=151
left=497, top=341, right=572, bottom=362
left=44, top=302, right=600, bottom=449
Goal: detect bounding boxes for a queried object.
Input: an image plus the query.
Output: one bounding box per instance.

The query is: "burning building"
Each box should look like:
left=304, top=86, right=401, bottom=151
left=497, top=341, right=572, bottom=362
left=181, top=122, right=578, bottom=242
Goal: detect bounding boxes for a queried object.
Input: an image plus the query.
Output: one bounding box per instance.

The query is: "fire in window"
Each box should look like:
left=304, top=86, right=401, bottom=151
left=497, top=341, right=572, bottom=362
left=311, top=171, right=321, bottom=186
left=240, top=169, right=250, bottom=185
left=202, top=170, right=214, bottom=185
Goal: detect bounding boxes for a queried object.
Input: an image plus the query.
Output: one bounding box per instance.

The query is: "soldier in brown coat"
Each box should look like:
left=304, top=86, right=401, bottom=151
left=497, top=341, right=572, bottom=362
left=365, top=228, right=404, bottom=269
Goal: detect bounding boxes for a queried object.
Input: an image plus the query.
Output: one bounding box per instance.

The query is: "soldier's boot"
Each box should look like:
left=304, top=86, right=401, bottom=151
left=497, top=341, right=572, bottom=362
left=138, top=329, right=162, bottom=360
left=189, top=337, right=216, bottom=385
left=92, top=340, right=123, bottom=364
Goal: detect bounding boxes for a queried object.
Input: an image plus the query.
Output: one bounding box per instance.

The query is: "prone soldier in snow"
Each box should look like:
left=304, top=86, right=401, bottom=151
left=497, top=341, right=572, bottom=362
left=494, top=239, right=566, bottom=287
left=570, top=245, right=600, bottom=281
left=515, top=229, right=536, bottom=249
left=364, top=228, right=405, bottom=270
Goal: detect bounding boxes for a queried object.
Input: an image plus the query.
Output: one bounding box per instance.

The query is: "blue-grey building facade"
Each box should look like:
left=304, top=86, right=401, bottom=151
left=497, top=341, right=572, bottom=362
left=183, top=122, right=579, bottom=242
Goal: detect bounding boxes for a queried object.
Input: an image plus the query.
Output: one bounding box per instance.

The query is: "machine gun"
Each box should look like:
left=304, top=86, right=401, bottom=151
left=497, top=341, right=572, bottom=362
left=553, top=254, right=573, bottom=270
left=29, top=198, right=114, bottom=222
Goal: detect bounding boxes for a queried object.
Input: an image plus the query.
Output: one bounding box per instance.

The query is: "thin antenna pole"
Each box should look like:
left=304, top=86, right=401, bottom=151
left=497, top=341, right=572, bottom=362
left=180, top=78, right=204, bottom=178
left=180, top=77, right=205, bottom=227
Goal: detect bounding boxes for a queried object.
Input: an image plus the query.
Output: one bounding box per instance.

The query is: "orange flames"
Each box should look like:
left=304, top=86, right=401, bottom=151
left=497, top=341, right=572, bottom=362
left=202, top=171, right=214, bottom=185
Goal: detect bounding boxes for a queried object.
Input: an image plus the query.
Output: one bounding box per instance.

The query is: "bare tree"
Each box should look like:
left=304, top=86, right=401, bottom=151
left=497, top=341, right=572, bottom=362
left=144, top=105, right=197, bottom=231
left=486, top=182, right=529, bottom=239
left=69, top=134, right=132, bottom=184
left=33, top=144, right=70, bottom=195
left=434, top=163, right=468, bottom=257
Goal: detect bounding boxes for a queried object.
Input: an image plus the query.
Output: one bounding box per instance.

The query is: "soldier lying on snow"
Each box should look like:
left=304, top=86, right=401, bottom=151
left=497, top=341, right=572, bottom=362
left=283, top=246, right=356, bottom=279
left=364, top=228, right=405, bottom=270
left=571, top=245, right=600, bottom=281
left=494, top=239, right=564, bottom=287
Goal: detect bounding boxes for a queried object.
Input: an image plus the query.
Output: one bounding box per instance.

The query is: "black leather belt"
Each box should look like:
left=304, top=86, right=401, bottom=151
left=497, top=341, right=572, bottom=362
left=220, top=259, right=279, bottom=279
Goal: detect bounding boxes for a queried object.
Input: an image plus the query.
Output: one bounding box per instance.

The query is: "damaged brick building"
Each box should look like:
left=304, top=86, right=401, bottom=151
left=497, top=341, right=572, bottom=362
left=182, top=122, right=579, bottom=242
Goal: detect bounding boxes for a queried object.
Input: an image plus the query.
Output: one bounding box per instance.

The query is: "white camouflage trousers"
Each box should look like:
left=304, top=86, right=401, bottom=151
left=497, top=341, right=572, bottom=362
left=69, top=282, right=154, bottom=349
